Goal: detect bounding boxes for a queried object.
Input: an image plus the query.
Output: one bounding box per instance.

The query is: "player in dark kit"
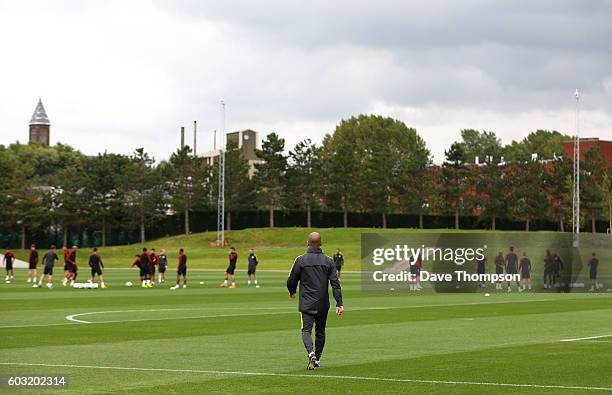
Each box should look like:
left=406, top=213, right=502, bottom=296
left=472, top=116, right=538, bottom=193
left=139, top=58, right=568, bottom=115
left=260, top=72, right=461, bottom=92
left=3, top=249, right=15, bottom=282
left=68, top=246, right=79, bottom=285
left=588, top=252, right=599, bottom=291
left=543, top=249, right=554, bottom=289
left=552, top=252, right=564, bottom=287
left=220, top=247, right=237, bottom=288
left=140, top=248, right=152, bottom=288
left=27, top=244, right=38, bottom=283
left=247, top=249, right=259, bottom=287
left=505, top=246, right=519, bottom=292
left=88, top=248, right=106, bottom=288
left=172, top=248, right=187, bottom=289
left=130, top=254, right=143, bottom=282
left=62, top=247, right=76, bottom=286
left=476, top=254, right=487, bottom=288
left=333, top=249, right=344, bottom=278
left=494, top=252, right=505, bottom=290
left=62, top=247, right=70, bottom=284
left=519, top=252, right=532, bottom=291
left=287, top=232, right=343, bottom=370
left=149, top=248, right=159, bottom=284
left=37, top=245, right=58, bottom=288
left=158, top=249, right=168, bottom=283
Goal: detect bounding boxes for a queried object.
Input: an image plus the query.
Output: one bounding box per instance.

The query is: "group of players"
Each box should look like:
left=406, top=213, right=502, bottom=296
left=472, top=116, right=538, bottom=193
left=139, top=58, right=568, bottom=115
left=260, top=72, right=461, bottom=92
left=130, top=247, right=190, bottom=290
left=128, top=246, right=262, bottom=290
left=479, top=246, right=600, bottom=292
left=1, top=244, right=106, bottom=288
left=404, top=246, right=601, bottom=292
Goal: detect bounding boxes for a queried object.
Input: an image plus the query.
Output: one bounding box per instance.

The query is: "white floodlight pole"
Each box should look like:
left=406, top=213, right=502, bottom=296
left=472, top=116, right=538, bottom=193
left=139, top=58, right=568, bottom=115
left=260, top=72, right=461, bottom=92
left=573, top=89, right=580, bottom=247
left=217, top=99, right=226, bottom=247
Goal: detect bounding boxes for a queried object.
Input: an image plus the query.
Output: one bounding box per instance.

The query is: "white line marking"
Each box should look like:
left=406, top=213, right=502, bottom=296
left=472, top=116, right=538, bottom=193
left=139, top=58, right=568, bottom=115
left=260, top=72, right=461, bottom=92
left=65, top=308, right=197, bottom=323
left=560, top=334, right=612, bottom=342
left=576, top=341, right=612, bottom=343
left=0, top=362, right=609, bottom=391
left=67, top=310, right=295, bottom=324
left=0, top=298, right=553, bottom=329
left=64, top=298, right=553, bottom=324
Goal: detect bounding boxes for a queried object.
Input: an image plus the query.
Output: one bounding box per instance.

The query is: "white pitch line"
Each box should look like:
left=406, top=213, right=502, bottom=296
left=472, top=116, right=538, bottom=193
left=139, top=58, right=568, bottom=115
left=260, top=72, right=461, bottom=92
left=67, top=310, right=296, bottom=324
left=65, top=298, right=553, bottom=324
left=576, top=341, right=612, bottom=343
left=0, top=298, right=553, bottom=329
left=560, top=334, right=612, bottom=342
left=65, top=308, right=198, bottom=323
left=0, top=362, right=610, bottom=391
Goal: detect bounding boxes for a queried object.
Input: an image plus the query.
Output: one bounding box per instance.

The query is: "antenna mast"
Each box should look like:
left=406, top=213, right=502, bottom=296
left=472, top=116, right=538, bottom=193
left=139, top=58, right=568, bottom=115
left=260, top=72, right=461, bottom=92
left=217, top=100, right=226, bottom=247
left=572, top=89, right=580, bottom=247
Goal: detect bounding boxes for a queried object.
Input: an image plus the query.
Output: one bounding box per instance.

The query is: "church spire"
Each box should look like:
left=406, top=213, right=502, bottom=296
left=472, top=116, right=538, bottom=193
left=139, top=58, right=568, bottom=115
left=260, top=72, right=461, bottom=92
left=29, top=98, right=50, bottom=126
left=29, top=98, right=51, bottom=145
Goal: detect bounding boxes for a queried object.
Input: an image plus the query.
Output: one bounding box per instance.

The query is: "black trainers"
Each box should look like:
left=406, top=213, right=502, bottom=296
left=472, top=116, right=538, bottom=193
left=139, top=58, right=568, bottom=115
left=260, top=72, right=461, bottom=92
left=307, top=352, right=316, bottom=370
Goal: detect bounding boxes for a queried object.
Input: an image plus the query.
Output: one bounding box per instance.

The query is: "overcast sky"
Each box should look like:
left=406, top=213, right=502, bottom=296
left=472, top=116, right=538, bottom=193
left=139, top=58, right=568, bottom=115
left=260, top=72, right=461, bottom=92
left=1, top=0, right=611, bottom=163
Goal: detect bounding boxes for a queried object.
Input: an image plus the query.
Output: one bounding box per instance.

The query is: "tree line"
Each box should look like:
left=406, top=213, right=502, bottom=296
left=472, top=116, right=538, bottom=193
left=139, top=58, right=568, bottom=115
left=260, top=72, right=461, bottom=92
left=1, top=114, right=611, bottom=248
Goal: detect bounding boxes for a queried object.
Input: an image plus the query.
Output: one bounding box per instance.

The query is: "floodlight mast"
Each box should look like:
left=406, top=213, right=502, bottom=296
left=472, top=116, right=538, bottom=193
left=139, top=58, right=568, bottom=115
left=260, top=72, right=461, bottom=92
left=217, top=99, right=226, bottom=247
left=572, top=89, right=580, bottom=247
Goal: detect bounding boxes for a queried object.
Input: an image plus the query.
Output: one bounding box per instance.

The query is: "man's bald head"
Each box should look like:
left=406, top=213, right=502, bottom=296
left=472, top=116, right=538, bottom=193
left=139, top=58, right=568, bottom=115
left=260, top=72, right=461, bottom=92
left=308, top=232, right=322, bottom=248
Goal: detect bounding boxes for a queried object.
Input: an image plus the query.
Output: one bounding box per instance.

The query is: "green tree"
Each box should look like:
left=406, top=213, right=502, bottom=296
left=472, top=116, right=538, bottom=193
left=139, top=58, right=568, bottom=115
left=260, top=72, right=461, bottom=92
left=49, top=163, right=89, bottom=247
left=603, top=170, right=612, bottom=232
left=320, top=126, right=360, bottom=228
left=82, top=153, right=131, bottom=246
left=581, top=148, right=606, bottom=233
left=476, top=162, right=508, bottom=230
left=209, top=140, right=254, bottom=230
left=286, top=139, right=322, bottom=227
left=254, top=133, right=287, bottom=227
left=121, top=148, right=166, bottom=243
left=458, top=129, right=504, bottom=164
left=510, top=161, right=549, bottom=231
left=362, top=117, right=430, bottom=228
left=437, top=143, right=472, bottom=229
left=545, top=158, right=572, bottom=232
left=505, top=130, right=570, bottom=162
left=162, top=146, right=205, bottom=235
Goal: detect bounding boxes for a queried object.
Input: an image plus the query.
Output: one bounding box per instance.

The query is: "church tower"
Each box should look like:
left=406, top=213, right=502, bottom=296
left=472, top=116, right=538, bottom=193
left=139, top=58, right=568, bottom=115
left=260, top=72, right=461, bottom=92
left=29, top=98, right=51, bottom=145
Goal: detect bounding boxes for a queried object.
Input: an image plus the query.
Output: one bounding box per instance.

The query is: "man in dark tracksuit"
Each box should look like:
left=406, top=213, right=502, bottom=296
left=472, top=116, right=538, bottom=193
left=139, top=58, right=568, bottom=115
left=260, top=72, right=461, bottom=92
left=287, top=232, right=343, bottom=370
left=68, top=246, right=79, bottom=282
left=333, top=249, right=344, bottom=278
left=519, top=252, right=532, bottom=291
left=543, top=249, right=554, bottom=289
left=141, top=248, right=152, bottom=288
left=505, top=246, right=519, bottom=292
left=247, top=249, right=259, bottom=287
left=88, top=248, right=106, bottom=288
left=3, top=249, right=15, bottom=281
left=27, top=244, right=39, bottom=283
left=588, top=252, right=599, bottom=291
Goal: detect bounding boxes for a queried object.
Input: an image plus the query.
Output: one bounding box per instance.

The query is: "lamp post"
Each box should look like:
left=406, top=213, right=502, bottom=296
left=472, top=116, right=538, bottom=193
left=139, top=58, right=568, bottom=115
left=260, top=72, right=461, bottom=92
left=572, top=89, right=580, bottom=247
left=217, top=99, right=226, bottom=247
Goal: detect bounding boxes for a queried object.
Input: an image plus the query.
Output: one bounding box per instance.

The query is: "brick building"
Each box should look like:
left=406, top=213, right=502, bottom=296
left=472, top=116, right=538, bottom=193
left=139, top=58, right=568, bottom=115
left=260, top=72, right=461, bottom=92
left=563, top=138, right=612, bottom=165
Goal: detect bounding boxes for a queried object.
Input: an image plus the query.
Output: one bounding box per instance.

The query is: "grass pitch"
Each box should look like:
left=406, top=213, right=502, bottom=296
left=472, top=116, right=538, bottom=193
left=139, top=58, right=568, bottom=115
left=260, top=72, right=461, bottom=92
left=1, top=228, right=611, bottom=393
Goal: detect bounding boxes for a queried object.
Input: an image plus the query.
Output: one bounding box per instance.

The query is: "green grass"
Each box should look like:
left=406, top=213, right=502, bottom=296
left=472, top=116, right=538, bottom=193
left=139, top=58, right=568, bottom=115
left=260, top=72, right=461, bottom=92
left=2, top=228, right=612, bottom=393
left=11, top=227, right=612, bottom=274
left=1, top=268, right=611, bottom=394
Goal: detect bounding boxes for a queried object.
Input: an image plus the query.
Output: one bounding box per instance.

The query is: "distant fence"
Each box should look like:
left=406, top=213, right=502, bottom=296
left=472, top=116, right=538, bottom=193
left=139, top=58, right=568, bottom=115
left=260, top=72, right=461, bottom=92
left=1, top=209, right=610, bottom=249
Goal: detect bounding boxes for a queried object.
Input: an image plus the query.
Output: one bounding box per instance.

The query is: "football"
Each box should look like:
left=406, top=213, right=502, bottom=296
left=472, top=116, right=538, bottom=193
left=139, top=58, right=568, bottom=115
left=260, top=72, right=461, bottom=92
left=126, top=281, right=133, bottom=287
